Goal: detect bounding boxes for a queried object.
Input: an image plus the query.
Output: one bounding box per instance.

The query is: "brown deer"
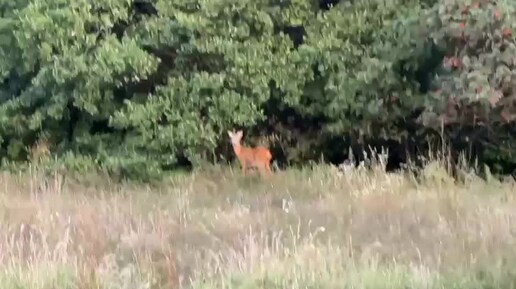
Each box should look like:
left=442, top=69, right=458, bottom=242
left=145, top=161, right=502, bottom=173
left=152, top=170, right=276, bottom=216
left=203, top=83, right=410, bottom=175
left=227, top=130, right=273, bottom=177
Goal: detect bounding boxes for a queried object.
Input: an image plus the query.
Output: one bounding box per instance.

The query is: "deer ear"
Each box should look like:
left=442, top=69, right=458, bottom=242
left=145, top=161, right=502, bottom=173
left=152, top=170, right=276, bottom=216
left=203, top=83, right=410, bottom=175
left=227, top=130, right=233, bottom=137
left=236, top=130, right=243, bottom=138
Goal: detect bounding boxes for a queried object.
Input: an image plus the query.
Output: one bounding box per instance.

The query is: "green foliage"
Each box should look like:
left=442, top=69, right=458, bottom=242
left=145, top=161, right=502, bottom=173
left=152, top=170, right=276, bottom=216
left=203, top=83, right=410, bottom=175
left=300, top=0, right=427, bottom=135
left=0, top=0, right=515, bottom=179
left=421, top=0, right=516, bottom=127
left=419, top=0, right=516, bottom=174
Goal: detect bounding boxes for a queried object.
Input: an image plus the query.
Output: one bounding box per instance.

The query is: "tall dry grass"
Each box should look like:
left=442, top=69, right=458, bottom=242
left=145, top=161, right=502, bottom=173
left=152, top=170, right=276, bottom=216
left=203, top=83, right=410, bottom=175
left=0, top=159, right=516, bottom=288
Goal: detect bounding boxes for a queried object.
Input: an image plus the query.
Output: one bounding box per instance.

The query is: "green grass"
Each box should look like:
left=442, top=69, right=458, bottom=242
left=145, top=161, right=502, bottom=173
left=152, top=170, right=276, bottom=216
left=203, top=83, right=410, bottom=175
left=0, top=160, right=516, bottom=288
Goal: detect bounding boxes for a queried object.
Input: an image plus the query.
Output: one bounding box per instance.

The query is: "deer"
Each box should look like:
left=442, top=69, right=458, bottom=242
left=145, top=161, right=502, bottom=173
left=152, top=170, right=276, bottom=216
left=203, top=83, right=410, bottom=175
left=227, top=130, right=273, bottom=177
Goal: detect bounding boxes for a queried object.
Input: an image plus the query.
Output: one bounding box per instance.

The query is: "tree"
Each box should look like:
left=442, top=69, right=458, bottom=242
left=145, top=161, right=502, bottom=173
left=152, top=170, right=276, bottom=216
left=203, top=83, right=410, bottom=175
left=258, top=0, right=437, bottom=164
left=421, top=0, right=516, bottom=173
left=1, top=0, right=514, bottom=179
left=0, top=0, right=319, bottom=178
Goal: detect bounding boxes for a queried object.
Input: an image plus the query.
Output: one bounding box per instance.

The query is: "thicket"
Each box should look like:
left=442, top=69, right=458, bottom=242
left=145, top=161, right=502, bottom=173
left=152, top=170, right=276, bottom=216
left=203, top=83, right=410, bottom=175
left=0, top=0, right=515, bottom=180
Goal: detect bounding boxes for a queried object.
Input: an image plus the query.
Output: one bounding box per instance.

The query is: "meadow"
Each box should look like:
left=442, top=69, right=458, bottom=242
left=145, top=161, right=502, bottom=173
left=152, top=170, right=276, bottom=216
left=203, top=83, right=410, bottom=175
left=1, top=157, right=516, bottom=289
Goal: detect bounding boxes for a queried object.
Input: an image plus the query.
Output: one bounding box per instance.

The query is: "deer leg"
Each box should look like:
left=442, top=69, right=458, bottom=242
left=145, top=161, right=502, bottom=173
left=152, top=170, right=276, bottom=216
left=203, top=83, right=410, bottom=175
left=241, top=162, right=247, bottom=176
left=258, top=164, right=270, bottom=178
left=257, top=165, right=266, bottom=178
left=265, top=162, right=272, bottom=175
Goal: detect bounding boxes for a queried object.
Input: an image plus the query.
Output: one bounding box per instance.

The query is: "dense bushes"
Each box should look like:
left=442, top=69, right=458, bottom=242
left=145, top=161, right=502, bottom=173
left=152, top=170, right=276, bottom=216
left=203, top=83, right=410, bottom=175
left=0, top=0, right=515, bottom=179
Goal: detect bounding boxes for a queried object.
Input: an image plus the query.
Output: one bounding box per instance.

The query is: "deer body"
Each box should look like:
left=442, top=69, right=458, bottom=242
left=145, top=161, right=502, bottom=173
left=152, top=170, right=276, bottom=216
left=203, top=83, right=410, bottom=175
left=227, top=130, right=272, bottom=176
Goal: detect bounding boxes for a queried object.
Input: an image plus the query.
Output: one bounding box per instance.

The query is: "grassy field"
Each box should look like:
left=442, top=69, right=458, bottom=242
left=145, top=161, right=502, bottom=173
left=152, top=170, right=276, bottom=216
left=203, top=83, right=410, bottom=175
left=1, top=160, right=516, bottom=289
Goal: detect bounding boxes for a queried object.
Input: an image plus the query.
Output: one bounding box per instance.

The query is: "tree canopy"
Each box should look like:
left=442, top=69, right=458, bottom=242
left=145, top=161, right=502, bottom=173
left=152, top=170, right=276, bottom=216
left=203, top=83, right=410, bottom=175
left=0, top=0, right=515, bottom=179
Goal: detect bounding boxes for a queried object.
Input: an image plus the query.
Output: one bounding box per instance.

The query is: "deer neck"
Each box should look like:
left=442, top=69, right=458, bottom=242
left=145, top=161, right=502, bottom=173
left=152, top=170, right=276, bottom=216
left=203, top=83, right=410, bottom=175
left=231, top=143, right=242, bottom=155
